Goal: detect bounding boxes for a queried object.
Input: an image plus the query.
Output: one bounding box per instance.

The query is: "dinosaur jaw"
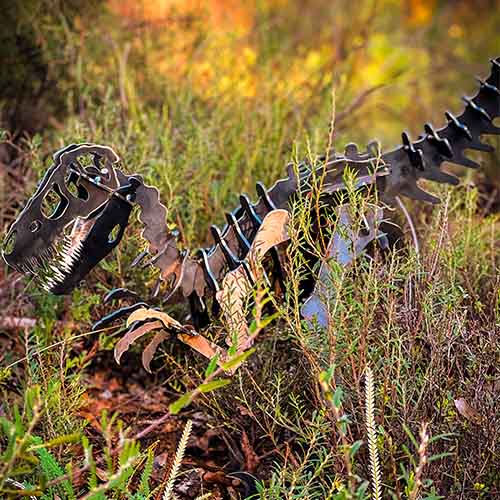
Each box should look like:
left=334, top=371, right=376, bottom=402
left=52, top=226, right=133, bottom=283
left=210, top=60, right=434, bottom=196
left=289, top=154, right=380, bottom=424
left=2, top=195, right=133, bottom=295
left=37, top=217, right=98, bottom=294
left=1, top=143, right=137, bottom=295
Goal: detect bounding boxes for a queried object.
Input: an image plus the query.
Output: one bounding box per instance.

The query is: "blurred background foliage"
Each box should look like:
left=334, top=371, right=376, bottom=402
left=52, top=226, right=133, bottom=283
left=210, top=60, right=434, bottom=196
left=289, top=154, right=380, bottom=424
left=2, top=0, right=500, bottom=144
left=1, top=0, right=499, bottom=241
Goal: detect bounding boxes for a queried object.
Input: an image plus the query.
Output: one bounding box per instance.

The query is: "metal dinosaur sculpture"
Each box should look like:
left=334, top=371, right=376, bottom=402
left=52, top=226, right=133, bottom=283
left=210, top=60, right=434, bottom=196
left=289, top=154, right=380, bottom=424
left=2, top=57, right=499, bottom=369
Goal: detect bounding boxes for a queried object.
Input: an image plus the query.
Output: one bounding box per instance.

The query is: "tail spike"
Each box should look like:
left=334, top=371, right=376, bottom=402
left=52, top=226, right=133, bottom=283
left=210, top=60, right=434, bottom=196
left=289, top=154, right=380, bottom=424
left=462, top=96, right=492, bottom=122
left=423, top=123, right=453, bottom=158
left=402, top=131, right=424, bottom=170
left=445, top=111, right=473, bottom=140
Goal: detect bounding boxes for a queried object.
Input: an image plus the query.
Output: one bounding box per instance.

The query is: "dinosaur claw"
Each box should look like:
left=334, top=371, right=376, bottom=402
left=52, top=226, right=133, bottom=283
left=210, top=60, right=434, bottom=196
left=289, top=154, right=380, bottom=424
left=114, top=319, right=164, bottom=365
left=131, top=250, right=149, bottom=268
left=103, top=287, right=141, bottom=304
left=92, top=302, right=149, bottom=331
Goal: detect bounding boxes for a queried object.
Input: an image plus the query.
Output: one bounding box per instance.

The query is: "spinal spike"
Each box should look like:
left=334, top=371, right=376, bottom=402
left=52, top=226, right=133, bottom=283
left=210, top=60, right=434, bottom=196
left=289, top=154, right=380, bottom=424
left=239, top=194, right=262, bottom=229
left=462, top=96, right=492, bottom=122
left=256, top=182, right=277, bottom=211
left=476, top=77, right=500, bottom=96
left=445, top=111, right=472, bottom=140
left=423, top=123, right=453, bottom=158
left=402, top=131, right=424, bottom=170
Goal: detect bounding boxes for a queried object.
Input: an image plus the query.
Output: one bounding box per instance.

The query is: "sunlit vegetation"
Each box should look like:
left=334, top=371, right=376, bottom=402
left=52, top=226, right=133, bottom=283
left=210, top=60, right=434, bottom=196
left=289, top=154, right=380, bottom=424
left=0, top=0, right=499, bottom=498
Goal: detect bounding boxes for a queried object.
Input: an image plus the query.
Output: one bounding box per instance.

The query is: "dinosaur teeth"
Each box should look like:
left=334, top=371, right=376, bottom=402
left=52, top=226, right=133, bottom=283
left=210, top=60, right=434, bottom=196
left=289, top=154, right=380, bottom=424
left=24, top=260, right=36, bottom=274
left=50, top=264, right=66, bottom=281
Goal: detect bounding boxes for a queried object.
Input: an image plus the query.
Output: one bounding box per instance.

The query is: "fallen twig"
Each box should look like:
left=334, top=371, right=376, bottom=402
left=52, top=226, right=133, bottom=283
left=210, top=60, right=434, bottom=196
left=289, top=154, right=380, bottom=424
left=0, top=316, right=76, bottom=331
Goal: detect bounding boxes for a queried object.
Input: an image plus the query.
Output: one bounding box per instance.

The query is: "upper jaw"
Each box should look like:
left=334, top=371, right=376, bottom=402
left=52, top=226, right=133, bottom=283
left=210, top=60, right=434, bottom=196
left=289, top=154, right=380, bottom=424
left=2, top=216, right=97, bottom=294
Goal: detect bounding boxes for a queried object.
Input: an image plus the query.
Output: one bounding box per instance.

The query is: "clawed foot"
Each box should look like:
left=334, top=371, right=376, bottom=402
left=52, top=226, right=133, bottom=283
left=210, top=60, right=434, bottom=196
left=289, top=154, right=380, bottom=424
left=116, top=307, right=226, bottom=372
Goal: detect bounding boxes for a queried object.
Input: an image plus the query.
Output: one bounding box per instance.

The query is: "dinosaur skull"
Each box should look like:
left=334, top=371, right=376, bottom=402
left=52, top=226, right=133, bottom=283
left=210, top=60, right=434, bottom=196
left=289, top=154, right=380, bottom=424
left=2, top=144, right=135, bottom=294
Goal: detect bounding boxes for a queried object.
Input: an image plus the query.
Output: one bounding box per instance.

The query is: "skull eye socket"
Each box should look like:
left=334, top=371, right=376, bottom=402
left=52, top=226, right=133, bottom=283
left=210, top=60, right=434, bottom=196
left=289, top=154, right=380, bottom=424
left=2, top=230, right=17, bottom=255
left=29, top=220, right=41, bottom=232
left=77, top=153, right=94, bottom=169
left=65, top=171, right=89, bottom=201
left=41, top=184, right=69, bottom=219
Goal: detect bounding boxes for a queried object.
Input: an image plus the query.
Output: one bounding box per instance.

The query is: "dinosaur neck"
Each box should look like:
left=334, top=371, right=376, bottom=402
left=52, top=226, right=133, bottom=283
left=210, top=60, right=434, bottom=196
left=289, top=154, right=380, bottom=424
left=133, top=180, right=184, bottom=281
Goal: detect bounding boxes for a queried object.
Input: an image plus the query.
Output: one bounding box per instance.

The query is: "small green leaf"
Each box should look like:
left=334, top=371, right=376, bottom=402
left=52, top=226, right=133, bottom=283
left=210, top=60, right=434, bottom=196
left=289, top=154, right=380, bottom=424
left=256, top=312, right=280, bottom=330
left=402, top=423, right=419, bottom=450
left=169, top=392, right=194, bottom=415
left=350, top=440, right=363, bottom=457
left=221, top=348, right=255, bottom=371
left=427, top=452, right=453, bottom=462
left=198, top=379, right=231, bottom=393
left=28, top=432, right=81, bottom=450
left=1, top=487, right=44, bottom=496
left=333, top=386, right=343, bottom=408
left=205, top=353, right=219, bottom=378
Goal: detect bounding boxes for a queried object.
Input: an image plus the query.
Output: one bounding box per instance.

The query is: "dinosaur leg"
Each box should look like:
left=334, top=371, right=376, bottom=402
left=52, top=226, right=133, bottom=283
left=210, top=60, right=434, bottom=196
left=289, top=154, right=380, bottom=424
left=301, top=205, right=386, bottom=328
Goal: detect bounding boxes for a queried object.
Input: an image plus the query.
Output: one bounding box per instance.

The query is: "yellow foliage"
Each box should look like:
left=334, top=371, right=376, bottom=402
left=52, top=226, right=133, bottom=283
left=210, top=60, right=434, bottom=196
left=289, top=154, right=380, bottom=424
left=407, top=0, right=436, bottom=26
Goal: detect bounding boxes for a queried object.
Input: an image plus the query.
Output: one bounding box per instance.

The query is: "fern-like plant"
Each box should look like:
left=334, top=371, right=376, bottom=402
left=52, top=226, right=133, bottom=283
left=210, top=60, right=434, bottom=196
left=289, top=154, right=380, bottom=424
left=365, top=366, right=382, bottom=500
left=162, top=420, right=193, bottom=500
left=161, top=420, right=213, bottom=500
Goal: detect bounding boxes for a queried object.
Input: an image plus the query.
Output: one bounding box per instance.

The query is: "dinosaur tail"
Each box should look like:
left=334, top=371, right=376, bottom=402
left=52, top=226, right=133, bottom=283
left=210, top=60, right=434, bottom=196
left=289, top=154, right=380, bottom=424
left=382, top=57, right=500, bottom=204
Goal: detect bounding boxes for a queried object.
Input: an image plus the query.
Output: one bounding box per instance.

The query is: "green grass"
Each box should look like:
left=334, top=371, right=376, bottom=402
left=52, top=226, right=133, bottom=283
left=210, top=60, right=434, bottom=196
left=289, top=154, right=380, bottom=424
left=1, top=1, right=499, bottom=498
